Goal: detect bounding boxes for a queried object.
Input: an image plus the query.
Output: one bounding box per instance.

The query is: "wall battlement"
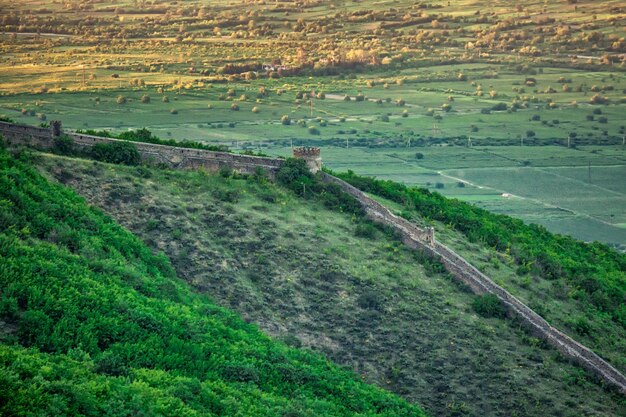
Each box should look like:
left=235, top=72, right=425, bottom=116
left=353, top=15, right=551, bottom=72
left=292, top=146, right=322, bottom=173
left=0, top=121, right=285, bottom=177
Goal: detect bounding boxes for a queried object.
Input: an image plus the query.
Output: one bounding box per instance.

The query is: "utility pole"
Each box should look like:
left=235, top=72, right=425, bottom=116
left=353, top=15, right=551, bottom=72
left=467, top=136, right=472, bottom=148
left=346, top=137, right=349, bottom=148
left=588, top=161, right=591, bottom=183
left=567, top=134, right=571, bottom=148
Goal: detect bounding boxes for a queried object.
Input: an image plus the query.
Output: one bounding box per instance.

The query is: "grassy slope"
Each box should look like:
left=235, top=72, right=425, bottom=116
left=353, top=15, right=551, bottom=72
left=37, top=153, right=626, bottom=417
left=368, top=192, right=626, bottom=373
left=0, top=148, right=426, bottom=417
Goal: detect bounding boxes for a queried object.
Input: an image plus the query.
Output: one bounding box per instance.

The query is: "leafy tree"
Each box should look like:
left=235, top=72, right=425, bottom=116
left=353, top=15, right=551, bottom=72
left=53, top=135, right=77, bottom=156
left=472, top=294, right=506, bottom=318
left=90, top=141, right=141, bottom=165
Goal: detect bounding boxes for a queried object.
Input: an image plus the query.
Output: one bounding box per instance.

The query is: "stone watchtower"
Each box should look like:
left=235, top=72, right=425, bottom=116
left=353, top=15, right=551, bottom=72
left=293, top=147, right=322, bottom=173
left=50, top=120, right=62, bottom=138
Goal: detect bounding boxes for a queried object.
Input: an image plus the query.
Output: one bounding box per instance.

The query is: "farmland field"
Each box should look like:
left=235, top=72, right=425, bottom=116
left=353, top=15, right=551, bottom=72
left=2, top=1, right=626, bottom=416
left=275, top=145, right=626, bottom=248
left=0, top=0, right=625, bottom=246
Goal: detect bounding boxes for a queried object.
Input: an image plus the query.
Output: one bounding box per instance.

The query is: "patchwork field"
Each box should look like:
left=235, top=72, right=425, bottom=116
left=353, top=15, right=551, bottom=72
left=0, top=1, right=624, bottom=242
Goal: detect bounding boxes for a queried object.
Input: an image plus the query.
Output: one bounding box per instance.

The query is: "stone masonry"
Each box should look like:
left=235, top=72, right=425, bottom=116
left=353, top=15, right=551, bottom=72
left=0, top=121, right=284, bottom=177
left=292, top=146, right=322, bottom=173
left=319, top=171, right=626, bottom=395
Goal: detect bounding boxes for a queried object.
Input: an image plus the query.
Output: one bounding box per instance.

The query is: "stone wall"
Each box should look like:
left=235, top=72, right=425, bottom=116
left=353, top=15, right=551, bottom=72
left=3, top=120, right=624, bottom=394
left=319, top=171, right=626, bottom=395
left=0, top=121, right=284, bottom=177
left=293, top=147, right=322, bottom=173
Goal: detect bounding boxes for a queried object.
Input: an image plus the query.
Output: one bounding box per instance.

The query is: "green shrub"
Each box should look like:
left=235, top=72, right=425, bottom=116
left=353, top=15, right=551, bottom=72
left=52, top=135, right=77, bottom=156
left=308, top=126, right=320, bottom=135
left=218, top=164, right=233, bottom=178
left=355, top=222, right=377, bottom=239
left=90, top=141, right=141, bottom=165
left=276, top=158, right=312, bottom=190
left=472, top=294, right=506, bottom=318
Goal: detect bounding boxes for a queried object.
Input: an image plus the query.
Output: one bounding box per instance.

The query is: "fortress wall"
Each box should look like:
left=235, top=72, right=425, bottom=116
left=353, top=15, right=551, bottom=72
left=0, top=121, right=283, bottom=176
left=319, top=171, right=626, bottom=395
left=2, top=120, right=624, bottom=394
left=0, top=122, right=53, bottom=149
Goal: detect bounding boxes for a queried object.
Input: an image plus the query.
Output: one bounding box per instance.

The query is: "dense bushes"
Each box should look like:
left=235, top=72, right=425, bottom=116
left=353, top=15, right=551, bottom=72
left=472, top=294, right=507, bottom=318
left=91, top=141, right=141, bottom=165
left=52, top=135, right=140, bottom=166
left=333, top=170, right=626, bottom=327
left=0, top=149, right=425, bottom=417
left=277, top=159, right=363, bottom=216
left=52, top=135, right=78, bottom=156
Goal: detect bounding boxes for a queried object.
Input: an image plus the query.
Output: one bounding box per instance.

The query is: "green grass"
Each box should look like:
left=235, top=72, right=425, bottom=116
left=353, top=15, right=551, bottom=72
left=1, top=64, right=625, bottom=146
left=443, top=166, right=626, bottom=228
left=334, top=170, right=626, bottom=378
left=34, top=151, right=626, bottom=417
left=0, top=147, right=427, bottom=417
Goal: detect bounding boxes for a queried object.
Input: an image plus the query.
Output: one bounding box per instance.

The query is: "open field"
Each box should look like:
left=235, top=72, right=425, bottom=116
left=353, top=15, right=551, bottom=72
left=1, top=64, right=625, bottom=147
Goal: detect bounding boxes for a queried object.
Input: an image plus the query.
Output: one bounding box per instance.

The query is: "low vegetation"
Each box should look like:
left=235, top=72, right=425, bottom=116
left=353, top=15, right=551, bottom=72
left=0, top=147, right=426, bottom=417
left=333, top=169, right=626, bottom=371
left=34, top=151, right=626, bottom=417
left=77, top=128, right=229, bottom=152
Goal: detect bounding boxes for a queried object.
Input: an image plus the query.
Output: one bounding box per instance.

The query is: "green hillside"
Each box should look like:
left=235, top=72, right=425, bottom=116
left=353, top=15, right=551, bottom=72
left=0, top=147, right=426, bottom=416
left=334, top=170, right=626, bottom=373
left=35, top=151, right=626, bottom=417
